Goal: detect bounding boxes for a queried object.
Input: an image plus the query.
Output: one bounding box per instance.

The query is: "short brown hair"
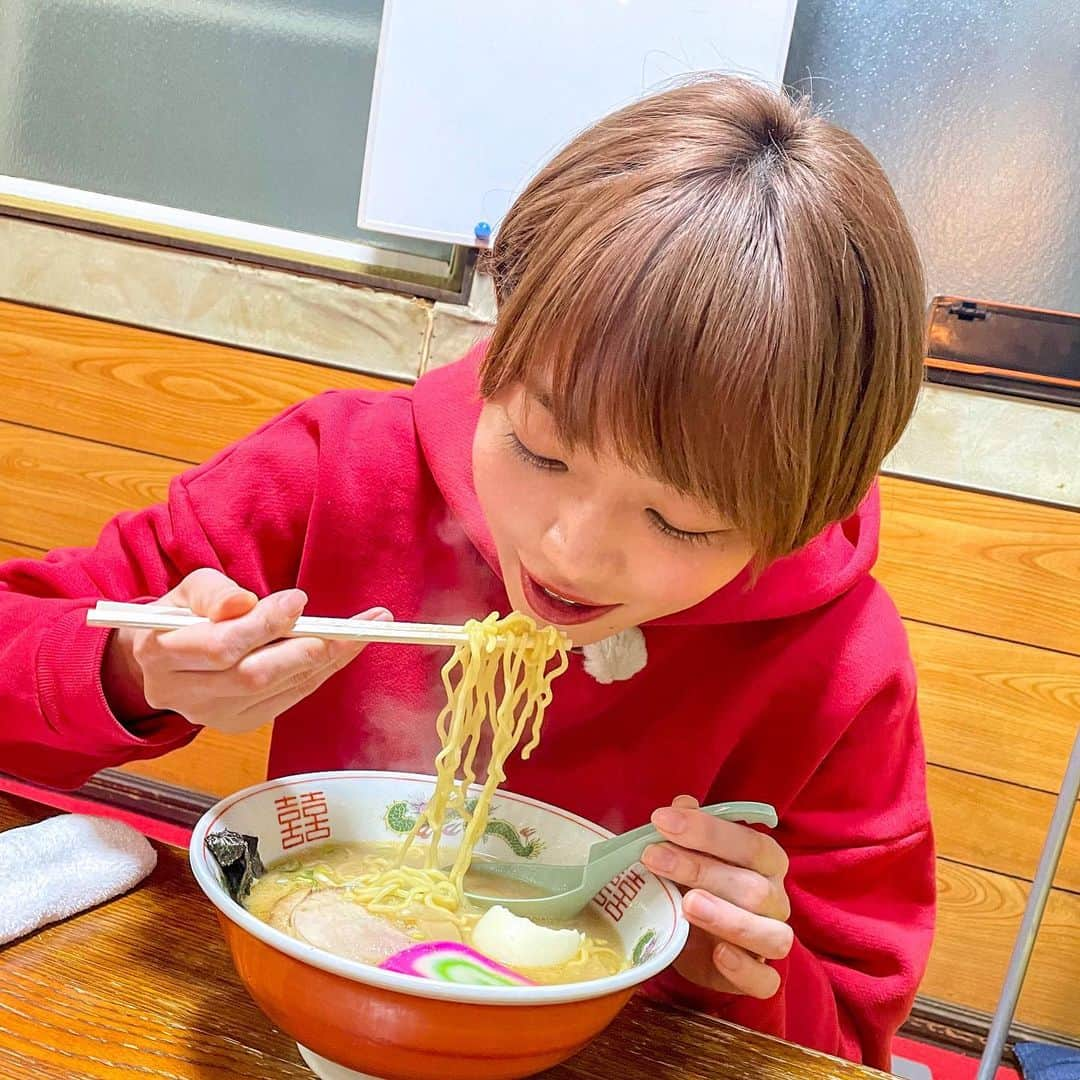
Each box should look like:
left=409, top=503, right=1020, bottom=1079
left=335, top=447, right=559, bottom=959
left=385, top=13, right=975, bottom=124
left=480, top=76, right=925, bottom=565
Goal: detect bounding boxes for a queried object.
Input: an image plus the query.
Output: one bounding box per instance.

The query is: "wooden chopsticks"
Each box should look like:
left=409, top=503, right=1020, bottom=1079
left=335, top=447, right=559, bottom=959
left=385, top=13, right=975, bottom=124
left=86, top=601, right=471, bottom=648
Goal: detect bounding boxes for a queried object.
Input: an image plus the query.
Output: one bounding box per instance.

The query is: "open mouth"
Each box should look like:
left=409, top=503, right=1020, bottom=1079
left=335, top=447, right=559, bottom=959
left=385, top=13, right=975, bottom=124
left=518, top=564, right=620, bottom=627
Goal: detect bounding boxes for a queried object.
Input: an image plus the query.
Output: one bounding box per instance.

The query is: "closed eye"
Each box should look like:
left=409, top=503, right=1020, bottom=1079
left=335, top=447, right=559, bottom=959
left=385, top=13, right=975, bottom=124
left=647, top=508, right=719, bottom=545
left=504, top=431, right=567, bottom=472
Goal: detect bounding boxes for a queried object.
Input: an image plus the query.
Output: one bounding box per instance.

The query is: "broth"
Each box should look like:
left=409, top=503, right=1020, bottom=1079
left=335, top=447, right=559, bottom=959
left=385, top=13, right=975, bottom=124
left=245, top=841, right=625, bottom=985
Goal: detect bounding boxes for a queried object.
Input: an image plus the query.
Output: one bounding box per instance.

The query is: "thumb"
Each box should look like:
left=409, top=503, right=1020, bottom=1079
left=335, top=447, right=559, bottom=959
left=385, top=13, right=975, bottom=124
left=354, top=607, right=394, bottom=623
left=168, top=567, right=259, bottom=622
left=675, top=925, right=735, bottom=993
left=325, top=607, right=396, bottom=668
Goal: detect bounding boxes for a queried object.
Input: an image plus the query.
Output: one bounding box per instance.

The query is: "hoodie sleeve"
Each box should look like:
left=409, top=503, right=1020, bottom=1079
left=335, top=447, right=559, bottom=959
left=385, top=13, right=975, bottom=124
left=0, top=400, right=321, bottom=790
left=650, top=678, right=936, bottom=1070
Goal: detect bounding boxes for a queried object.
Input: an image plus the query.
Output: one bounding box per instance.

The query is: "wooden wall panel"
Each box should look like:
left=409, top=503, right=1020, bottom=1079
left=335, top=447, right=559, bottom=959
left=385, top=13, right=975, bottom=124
left=909, top=621, right=1080, bottom=792
left=0, top=422, right=182, bottom=551
left=926, top=861, right=1080, bottom=1034
left=928, top=767, right=1080, bottom=893
left=879, top=476, right=1080, bottom=656
left=0, top=538, right=44, bottom=561
left=122, top=727, right=272, bottom=798
left=0, top=299, right=390, bottom=462
left=3, top=300, right=1080, bottom=1038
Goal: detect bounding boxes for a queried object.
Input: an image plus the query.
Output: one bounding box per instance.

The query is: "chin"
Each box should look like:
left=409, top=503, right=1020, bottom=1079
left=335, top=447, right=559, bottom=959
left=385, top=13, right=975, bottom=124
left=562, top=619, right=631, bottom=647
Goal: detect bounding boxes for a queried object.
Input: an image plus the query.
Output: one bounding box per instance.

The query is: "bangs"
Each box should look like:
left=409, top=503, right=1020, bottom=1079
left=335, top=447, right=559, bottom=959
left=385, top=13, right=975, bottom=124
left=479, top=77, right=925, bottom=565
left=481, top=170, right=805, bottom=562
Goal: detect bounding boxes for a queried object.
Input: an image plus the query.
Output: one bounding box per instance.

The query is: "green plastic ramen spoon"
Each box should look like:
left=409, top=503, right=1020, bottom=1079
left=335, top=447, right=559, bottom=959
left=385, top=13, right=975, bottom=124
left=461, top=801, right=778, bottom=922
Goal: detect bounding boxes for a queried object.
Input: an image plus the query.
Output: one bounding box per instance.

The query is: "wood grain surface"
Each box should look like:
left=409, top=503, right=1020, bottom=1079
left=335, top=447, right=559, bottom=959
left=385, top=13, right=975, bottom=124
left=0, top=795, right=890, bottom=1080
left=3, top=300, right=1078, bottom=1040
left=879, top=476, right=1080, bottom=656
left=910, top=621, right=1080, bottom=792
left=0, top=421, right=181, bottom=551
left=927, top=766, right=1080, bottom=893
left=0, top=299, right=392, bottom=463
left=0, top=537, right=43, bottom=561
left=922, top=860, right=1080, bottom=1032
left=120, top=726, right=272, bottom=798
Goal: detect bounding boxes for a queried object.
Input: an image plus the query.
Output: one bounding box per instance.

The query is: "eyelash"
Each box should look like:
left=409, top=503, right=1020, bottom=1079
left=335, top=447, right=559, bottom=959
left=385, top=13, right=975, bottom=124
left=505, top=431, right=566, bottom=471
left=505, top=431, right=714, bottom=545
left=647, top=509, right=715, bottom=546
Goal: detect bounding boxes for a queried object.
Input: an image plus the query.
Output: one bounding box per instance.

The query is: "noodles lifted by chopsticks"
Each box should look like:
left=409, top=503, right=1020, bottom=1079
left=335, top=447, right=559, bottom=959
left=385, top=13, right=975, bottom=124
left=343, top=612, right=569, bottom=921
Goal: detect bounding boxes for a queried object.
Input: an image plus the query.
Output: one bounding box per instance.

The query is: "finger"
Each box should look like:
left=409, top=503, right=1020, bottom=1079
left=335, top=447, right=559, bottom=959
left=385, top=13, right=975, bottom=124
left=672, top=925, right=740, bottom=993
left=672, top=793, right=700, bottom=810
left=228, top=663, right=338, bottom=730
left=150, top=636, right=371, bottom=723
left=710, top=941, right=782, bottom=1000
left=227, top=636, right=347, bottom=696
left=170, top=567, right=259, bottom=621
left=225, top=609, right=390, bottom=708
left=642, top=844, right=791, bottom=920
left=671, top=926, right=781, bottom=999
left=682, top=890, right=794, bottom=961
left=227, top=608, right=391, bottom=696
left=189, top=646, right=343, bottom=733
left=651, top=807, right=789, bottom=878
left=141, top=590, right=307, bottom=671
left=142, top=639, right=325, bottom=712
left=195, top=700, right=283, bottom=735
left=140, top=605, right=391, bottom=718
left=298, top=606, right=393, bottom=678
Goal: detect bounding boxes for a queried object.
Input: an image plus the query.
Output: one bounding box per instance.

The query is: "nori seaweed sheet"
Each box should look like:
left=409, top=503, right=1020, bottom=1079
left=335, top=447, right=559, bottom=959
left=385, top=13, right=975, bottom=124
left=205, top=829, right=265, bottom=903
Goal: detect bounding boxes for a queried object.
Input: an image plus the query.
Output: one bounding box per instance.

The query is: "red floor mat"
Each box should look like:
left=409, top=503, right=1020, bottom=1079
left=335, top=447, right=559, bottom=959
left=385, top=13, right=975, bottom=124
left=895, top=1036, right=1021, bottom=1080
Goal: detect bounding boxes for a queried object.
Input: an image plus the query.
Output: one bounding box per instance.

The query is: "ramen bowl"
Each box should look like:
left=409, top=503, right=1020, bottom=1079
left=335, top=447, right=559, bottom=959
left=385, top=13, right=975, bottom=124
left=190, top=771, right=688, bottom=1080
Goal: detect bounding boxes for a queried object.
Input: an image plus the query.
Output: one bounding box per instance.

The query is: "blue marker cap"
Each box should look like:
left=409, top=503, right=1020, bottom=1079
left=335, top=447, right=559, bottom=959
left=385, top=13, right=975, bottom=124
left=474, top=221, right=492, bottom=242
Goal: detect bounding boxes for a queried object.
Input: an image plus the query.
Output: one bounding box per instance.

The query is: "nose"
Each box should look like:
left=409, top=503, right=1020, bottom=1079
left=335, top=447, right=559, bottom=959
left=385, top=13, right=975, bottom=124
left=540, top=494, right=625, bottom=586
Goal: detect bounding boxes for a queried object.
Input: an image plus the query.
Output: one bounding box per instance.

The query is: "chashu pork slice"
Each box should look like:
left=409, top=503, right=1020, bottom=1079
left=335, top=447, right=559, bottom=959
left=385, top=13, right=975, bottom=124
left=284, top=888, right=413, bottom=965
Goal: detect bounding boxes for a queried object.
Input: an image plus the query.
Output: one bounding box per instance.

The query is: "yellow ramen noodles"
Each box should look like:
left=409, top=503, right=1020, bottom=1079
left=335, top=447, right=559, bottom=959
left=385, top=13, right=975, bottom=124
left=244, top=613, right=625, bottom=982
left=324, top=612, right=568, bottom=923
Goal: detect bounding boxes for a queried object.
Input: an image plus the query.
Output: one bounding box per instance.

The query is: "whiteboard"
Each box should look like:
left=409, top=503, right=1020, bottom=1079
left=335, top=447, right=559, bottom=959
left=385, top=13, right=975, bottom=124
left=358, top=0, right=797, bottom=247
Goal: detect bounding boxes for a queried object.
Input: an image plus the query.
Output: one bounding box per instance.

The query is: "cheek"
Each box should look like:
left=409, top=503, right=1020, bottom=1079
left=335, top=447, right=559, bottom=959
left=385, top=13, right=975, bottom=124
left=627, top=542, right=750, bottom=613
left=473, top=437, right=510, bottom=535
left=473, top=418, right=543, bottom=546
left=637, top=558, right=712, bottom=608
left=473, top=435, right=505, bottom=503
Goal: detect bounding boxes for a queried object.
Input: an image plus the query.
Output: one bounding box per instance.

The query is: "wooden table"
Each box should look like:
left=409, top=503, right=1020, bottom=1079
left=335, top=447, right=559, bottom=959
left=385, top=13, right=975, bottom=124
left=0, top=795, right=890, bottom=1079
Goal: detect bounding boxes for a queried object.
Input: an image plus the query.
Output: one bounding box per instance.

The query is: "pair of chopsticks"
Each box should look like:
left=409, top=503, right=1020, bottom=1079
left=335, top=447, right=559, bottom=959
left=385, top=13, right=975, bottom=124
left=86, top=601, right=471, bottom=648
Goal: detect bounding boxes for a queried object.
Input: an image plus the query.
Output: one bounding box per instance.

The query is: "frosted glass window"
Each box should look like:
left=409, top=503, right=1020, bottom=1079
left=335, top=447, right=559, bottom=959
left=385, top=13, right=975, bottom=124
left=0, top=0, right=449, bottom=262
left=785, top=0, right=1080, bottom=313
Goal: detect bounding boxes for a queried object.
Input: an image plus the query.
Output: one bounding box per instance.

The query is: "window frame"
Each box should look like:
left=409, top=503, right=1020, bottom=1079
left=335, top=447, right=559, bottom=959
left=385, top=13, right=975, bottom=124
left=0, top=175, right=474, bottom=304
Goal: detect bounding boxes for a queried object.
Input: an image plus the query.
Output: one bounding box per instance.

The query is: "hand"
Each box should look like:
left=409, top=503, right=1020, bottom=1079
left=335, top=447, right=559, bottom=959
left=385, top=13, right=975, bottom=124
left=101, top=568, right=391, bottom=733
left=642, top=794, right=793, bottom=998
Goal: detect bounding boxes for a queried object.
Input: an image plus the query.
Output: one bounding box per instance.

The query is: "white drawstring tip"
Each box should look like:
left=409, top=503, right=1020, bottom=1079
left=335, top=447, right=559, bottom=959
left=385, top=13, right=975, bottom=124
left=582, top=626, right=648, bottom=684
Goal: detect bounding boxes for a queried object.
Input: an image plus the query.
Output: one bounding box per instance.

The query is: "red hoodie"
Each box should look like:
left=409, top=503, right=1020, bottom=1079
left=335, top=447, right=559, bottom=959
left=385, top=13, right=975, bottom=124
left=0, top=346, right=934, bottom=1069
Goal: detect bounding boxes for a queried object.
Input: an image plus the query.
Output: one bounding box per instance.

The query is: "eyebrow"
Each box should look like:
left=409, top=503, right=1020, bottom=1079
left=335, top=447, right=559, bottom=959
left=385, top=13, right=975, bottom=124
left=525, top=383, right=554, bottom=411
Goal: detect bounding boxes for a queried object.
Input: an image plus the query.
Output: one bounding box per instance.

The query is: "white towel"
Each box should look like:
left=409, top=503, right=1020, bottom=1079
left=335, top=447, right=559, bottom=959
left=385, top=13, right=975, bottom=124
left=0, top=813, right=157, bottom=946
